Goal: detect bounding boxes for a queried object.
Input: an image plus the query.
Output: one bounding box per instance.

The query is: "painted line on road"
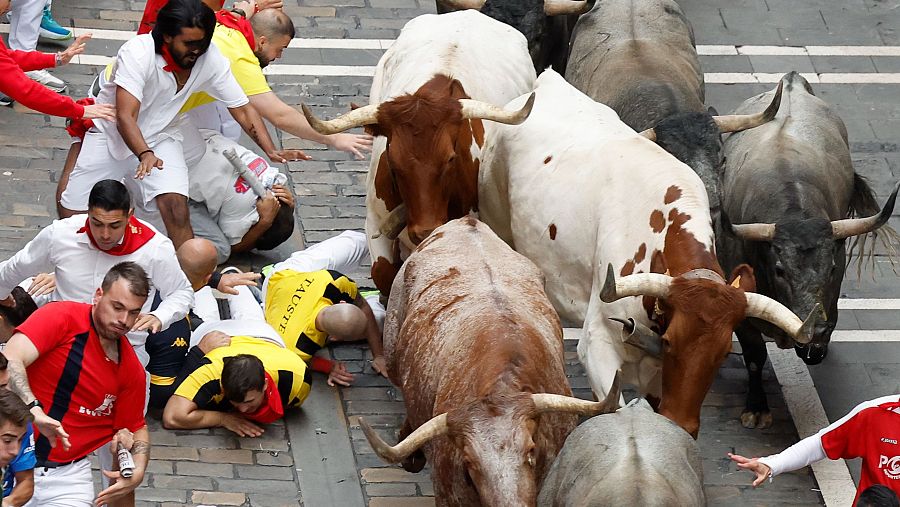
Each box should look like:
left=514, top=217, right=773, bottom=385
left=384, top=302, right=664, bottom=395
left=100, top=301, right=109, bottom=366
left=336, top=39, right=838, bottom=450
left=766, top=343, right=856, bottom=507
left=7, top=24, right=900, bottom=57
left=837, top=298, right=900, bottom=310
left=563, top=327, right=900, bottom=342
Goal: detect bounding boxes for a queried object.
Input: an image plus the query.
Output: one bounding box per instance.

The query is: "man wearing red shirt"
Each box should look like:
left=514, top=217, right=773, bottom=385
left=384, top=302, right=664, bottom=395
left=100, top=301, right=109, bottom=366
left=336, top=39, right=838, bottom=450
left=0, top=0, right=114, bottom=120
left=3, top=262, right=151, bottom=507
left=730, top=394, right=900, bottom=504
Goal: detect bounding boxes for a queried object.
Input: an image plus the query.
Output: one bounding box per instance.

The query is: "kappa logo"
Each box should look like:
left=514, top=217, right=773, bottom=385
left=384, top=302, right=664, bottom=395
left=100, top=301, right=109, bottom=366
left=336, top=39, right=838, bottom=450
left=79, top=394, right=116, bottom=417
left=879, top=455, right=900, bottom=480
left=172, top=337, right=188, bottom=348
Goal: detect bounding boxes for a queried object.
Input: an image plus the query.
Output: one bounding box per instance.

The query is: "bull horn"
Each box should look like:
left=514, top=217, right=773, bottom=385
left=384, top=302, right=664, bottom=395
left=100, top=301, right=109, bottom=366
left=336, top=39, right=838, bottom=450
left=301, top=103, right=379, bottom=135
left=831, top=179, right=900, bottom=239
left=440, top=0, right=486, bottom=8
left=532, top=375, right=621, bottom=416
left=638, top=128, right=657, bottom=141
left=744, top=294, right=822, bottom=345
left=610, top=317, right=664, bottom=358
left=712, top=80, right=784, bottom=133
left=731, top=222, right=776, bottom=242
left=599, top=264, right=673, bottom=303
left=459, top=93, right=535, bottom=126
left=372, top=204, right=409, bottom=240
left=359, top=414, right=448, bottom=463
left=544, top=0, right=590, bottom=15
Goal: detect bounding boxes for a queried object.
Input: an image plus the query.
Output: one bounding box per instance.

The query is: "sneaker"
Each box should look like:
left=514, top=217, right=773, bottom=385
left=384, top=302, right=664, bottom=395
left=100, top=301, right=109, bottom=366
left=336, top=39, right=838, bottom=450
left=25, top=69, right=67, bottom=93
left=38, top=5, right=73, bottom=42
left=0, top=93, right=11, bottom=107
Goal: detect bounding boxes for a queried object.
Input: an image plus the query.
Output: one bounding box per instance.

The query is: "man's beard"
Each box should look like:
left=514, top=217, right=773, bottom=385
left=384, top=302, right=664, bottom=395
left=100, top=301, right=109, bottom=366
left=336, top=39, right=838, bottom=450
left=254, top=51, right=271, bottom=69
left=170, top=44, right=200, bottom=69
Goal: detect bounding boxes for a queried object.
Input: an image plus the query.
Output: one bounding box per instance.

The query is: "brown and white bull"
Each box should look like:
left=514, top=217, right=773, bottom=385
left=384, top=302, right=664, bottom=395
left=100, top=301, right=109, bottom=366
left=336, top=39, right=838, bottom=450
left=478, top=70, right=819, bottom=438
left=565, top=0, right=781, bottom=220
left=358, top=217, right=618, bottom=506
left=301, top=10, right=536, bottom=295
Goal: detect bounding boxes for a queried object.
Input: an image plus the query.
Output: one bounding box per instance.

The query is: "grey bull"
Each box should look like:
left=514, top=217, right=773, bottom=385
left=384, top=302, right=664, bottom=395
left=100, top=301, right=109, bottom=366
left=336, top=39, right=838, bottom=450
left=565, top=0, right=781, bottom=218
left=538, top=399, right=704, bottom=506
left=717, top=71, right=900, bottom=429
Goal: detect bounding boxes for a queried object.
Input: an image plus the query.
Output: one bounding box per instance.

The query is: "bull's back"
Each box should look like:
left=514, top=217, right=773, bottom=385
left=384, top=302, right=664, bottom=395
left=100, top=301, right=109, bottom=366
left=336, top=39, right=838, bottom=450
left=481, top=70, right=712, bottom=322
left=386, top=217, right=563, bottom=396
left=567, top=0, right=703, bottom=130
left=538, top=402, right=704, bottom=506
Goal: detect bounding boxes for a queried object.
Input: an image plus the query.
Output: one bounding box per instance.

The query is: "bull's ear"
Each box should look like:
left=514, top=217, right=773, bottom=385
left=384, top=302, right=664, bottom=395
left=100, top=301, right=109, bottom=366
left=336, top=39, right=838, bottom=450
left=707, top=106, right=719, bottom=116
left=729, top=264, right=757, bottom=292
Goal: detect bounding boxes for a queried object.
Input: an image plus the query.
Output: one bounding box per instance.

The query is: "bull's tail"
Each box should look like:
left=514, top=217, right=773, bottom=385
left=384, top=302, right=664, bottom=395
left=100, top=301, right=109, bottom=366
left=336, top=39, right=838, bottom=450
left=846, top=173, right=900, bottom=279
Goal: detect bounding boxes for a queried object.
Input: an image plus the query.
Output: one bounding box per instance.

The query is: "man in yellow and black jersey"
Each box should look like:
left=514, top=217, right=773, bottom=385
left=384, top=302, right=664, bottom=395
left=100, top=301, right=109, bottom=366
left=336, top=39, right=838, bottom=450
left=263, top=267, right=387, bottom=379
left=162, top=329, right=309, bottom=437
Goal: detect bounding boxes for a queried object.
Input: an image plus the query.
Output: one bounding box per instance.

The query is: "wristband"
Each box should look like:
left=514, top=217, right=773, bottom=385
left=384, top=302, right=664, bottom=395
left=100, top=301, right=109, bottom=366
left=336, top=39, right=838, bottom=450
left=27, top=399, right=43, bottom=410
left=55, top=52, right=62, bottom=66
left=230, top=7, right=246, bottom=18
left=138, top=149, right=154, bottom=160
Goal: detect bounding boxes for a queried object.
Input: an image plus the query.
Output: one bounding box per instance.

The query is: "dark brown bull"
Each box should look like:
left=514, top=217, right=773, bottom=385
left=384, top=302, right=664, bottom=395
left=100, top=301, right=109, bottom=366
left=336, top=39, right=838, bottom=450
left=359, top=217, right=618, bottom=506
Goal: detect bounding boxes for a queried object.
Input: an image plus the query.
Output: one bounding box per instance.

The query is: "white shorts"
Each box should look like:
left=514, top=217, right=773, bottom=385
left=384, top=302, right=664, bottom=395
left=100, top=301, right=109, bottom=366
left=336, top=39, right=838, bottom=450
left=25, top=458, right=93, bottom=507
left=262, top=230, right=369, bottom=300
left=60, top=129, right=189, bottom=215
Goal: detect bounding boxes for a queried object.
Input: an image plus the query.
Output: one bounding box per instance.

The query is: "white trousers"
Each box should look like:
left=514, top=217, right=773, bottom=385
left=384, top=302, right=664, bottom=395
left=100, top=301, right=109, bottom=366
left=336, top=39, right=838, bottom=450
left=193, top=285, right=264, bottom=323
left=24, top=458, right=93, bottom=507
left=262, top=230, right=385, bottom=331
left=190, top=318, right=285, bottom=348
left=8, top=0, right=45, bottom=51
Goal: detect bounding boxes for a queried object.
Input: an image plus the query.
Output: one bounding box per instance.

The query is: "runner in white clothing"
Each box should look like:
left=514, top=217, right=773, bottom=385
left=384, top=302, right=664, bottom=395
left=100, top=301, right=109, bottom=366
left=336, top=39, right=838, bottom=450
left=189, top=129, right=295, bottom=263
left=57, top=0, right=306, bottom=249
left=0, top=180, right=193, bottom=366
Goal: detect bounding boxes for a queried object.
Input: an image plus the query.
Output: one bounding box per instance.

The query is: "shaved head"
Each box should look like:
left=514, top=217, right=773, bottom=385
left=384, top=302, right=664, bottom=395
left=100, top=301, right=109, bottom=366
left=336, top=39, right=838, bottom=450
left=316, top=303, right=367, bottom=341
left=177, top=238, right=219, bottom=290
left=250, top=8, right=295, bottom=40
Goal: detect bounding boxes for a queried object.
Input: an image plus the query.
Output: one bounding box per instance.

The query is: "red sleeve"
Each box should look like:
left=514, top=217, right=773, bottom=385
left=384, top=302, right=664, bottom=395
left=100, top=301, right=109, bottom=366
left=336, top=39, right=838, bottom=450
left=310, top=356, right=334, bottom=374
left=15, top=302, right=79, bottom=357
left=5, top=48, right=56, bottom=72
left=821, top=409, right=868, bottom=460
left=0, top=40, right=84, bottom=119
left=113, top=342, right=147, bottom=432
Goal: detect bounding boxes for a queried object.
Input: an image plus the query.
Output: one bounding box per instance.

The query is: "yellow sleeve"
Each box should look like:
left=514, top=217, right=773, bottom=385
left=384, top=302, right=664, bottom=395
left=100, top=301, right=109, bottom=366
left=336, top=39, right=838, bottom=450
left=174, top=363, right=223, bottom=408
left=272, top=365, right=312, bottom=409
left=323, top=271, right=358, bottom=304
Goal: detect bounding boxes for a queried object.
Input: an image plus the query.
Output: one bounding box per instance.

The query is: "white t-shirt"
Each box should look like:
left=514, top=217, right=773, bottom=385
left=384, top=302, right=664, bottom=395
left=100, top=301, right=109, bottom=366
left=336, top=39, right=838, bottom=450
left=94, top=34, right=249, bottom=160
left=190, top=130, right=286, bottom=244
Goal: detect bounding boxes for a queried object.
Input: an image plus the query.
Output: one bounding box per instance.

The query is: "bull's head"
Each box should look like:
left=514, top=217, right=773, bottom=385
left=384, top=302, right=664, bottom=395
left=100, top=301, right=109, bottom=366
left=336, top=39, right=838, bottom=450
left=302, top=77, right=535, bottom=245
left=601, top=265, right=819, bottom=438
left=728, top=179, right=900, bottom=364
left=358, top=379, right=619, bottom=506
left=639, top=81, right=784, bottom=221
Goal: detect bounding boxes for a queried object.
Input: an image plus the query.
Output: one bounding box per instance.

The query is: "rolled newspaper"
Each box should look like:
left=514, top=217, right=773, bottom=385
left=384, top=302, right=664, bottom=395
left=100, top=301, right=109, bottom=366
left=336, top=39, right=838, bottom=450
left=223, top=148, right=268, bottom=199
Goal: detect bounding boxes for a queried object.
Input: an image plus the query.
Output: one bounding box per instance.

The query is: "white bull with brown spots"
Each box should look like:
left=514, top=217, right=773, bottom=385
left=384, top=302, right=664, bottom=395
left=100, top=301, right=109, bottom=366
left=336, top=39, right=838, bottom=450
left=358, top=217, right=619, bottom=506
left=301, top=10, right=536, bottom=296
left=478, top=69, right=820, bottom=438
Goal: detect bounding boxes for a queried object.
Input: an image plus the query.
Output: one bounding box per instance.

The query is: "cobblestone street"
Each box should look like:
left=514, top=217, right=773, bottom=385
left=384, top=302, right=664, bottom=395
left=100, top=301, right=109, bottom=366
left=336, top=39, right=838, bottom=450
left=3, top=0, right=900, bottom=505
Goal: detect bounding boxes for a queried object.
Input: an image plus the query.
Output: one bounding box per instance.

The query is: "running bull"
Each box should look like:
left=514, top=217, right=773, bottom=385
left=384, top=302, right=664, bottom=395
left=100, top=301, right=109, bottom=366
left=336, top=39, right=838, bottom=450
left=717, top=71, right=900, bottom=428
left=358, top=217, right=619, bottom=506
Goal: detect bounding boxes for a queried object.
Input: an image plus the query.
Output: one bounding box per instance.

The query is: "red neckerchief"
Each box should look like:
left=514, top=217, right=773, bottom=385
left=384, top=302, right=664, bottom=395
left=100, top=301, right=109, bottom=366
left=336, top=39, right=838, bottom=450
left=244, top=372, right=284, bottom=424
left=65, top=98, right=96, bottom=140
left=880, top=401, right=900, bottom=414
left=77, top=216, right=156, bottom=256
left=159, top=44, right=185, bottom=73
left=215, top=10, right=255, bottom=50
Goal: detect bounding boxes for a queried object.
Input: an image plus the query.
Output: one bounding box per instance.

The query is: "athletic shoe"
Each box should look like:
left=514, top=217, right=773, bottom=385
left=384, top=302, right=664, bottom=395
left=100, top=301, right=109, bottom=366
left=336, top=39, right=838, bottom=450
left=38, top=5, right=73, bottom=42
left=0, top=93, right=12, bottom=107
left=25, top=69, right=67, bottom=93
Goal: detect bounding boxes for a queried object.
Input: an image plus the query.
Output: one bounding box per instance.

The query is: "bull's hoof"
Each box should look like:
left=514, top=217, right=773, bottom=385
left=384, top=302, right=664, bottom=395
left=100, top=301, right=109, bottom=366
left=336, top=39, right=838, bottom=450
left=740, top=410, right=773, bottom=429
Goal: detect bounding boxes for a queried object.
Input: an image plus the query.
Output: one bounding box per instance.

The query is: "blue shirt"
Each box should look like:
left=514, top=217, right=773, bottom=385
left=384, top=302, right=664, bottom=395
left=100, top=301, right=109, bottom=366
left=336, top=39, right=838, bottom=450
left=3, top=423, right=34, bottom=497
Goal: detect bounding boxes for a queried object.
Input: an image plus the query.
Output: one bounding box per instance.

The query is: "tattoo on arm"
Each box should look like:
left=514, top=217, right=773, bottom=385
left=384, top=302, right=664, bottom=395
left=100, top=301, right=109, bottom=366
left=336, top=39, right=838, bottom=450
left=247, top=125, right=262, bottom=146
left=8, top=361, right=35, bottom=403
left=131, top=440, right=150, bottom=456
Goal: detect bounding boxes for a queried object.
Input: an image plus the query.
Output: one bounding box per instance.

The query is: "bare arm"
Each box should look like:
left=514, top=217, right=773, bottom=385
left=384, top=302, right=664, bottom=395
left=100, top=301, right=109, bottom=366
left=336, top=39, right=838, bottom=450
left=354, top=294, right=386, bottom=375
left=116, top=86, right=162, bottom=179
left=2, top=470, right=34, bottom=506
left=162, top=395, right=263, bottom=437
left=96, top=425, right=150, bottom=507
left=230, top=191, right=280, bottom=254
left=227, top=103, right=308, bottom=163
left=250, top=91, right=373, bottom=159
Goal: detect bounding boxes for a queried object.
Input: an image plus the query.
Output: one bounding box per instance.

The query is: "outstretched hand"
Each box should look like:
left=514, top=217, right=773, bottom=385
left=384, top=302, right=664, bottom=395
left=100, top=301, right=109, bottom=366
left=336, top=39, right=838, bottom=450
left=728, top=452, right=771, bottom=487
left=330, top=133, right=374, bottom=160
left=57, top=34, right=91, bottom=65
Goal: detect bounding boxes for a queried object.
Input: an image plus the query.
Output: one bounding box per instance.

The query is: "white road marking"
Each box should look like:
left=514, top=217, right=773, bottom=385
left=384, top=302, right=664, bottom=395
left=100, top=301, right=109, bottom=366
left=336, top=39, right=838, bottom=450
left=766, top=344, right=857, bottom=507
left=563, top=328, right=900, bottom=342
left=838, top=298, right=900, bottom=310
